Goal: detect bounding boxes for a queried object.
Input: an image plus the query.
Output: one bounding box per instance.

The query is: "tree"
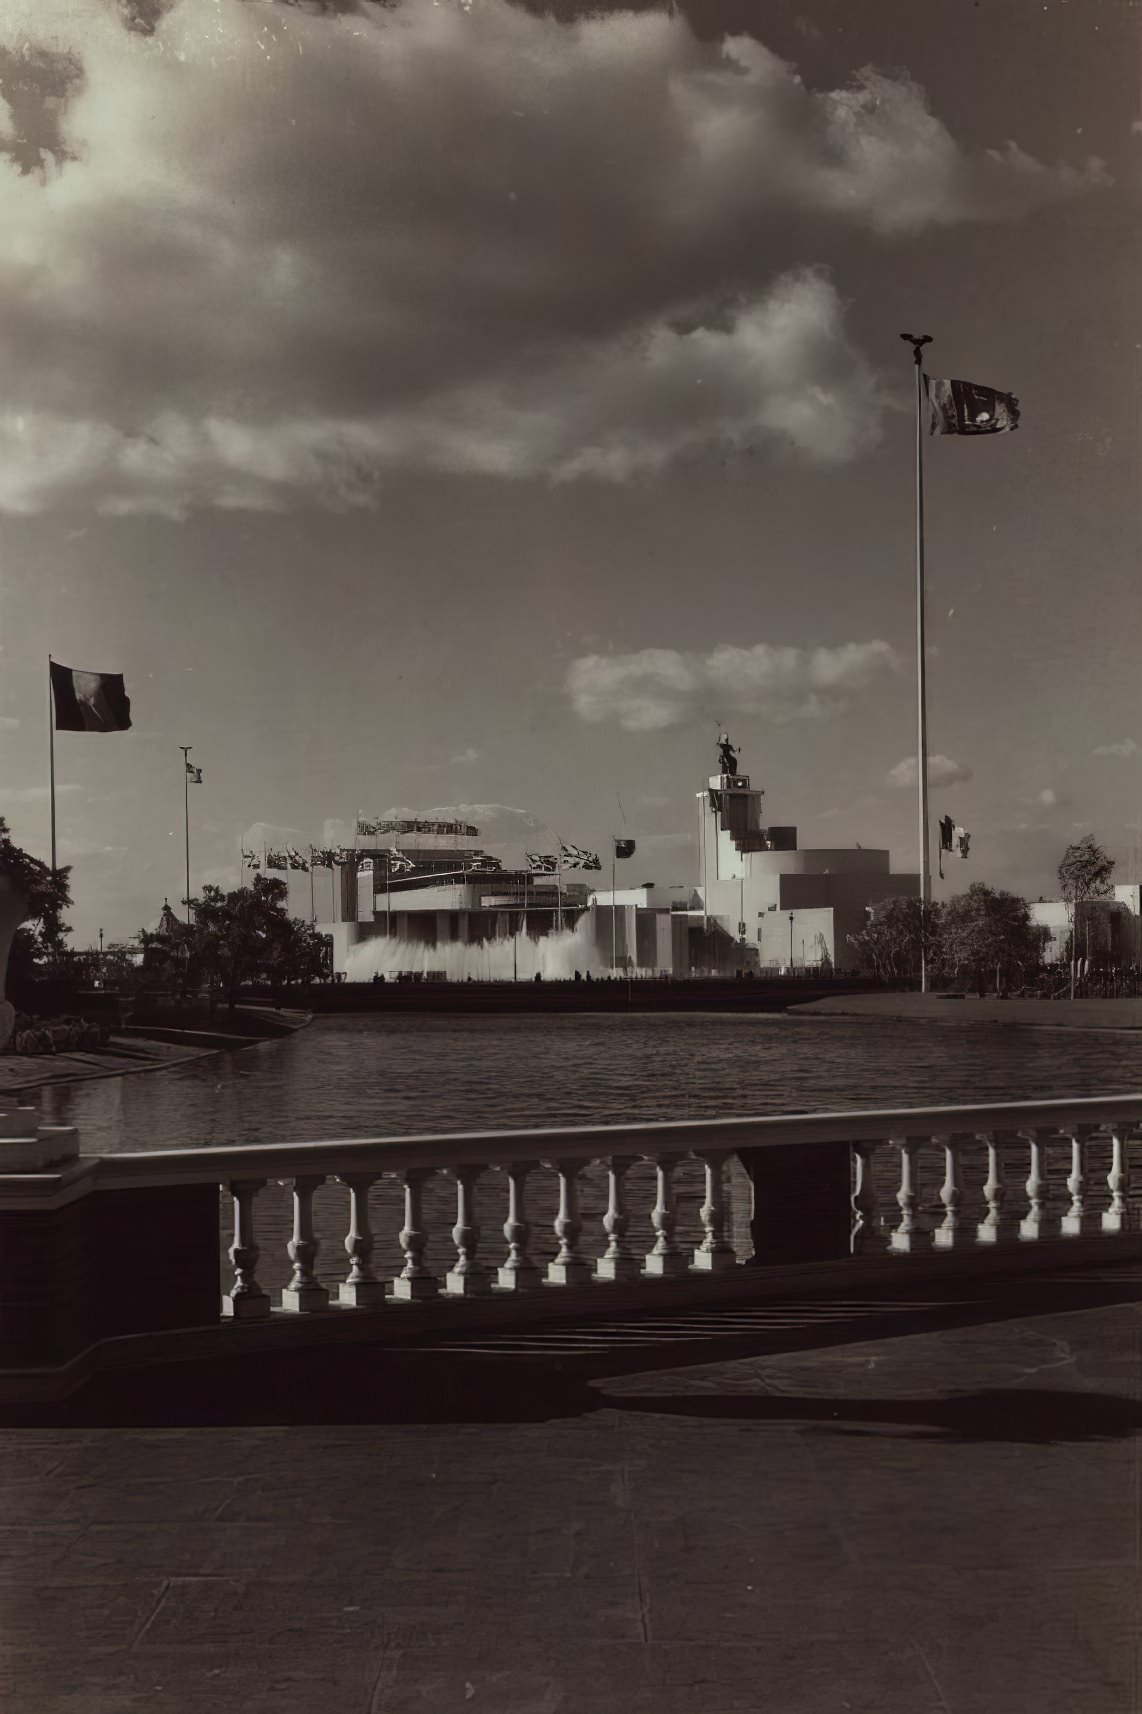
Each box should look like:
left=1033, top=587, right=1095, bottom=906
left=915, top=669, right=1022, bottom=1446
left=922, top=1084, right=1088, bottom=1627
left=0, top=817, right=73, bottom=987
left=847, top=896, right=941, bottom=983
left=939, top=883, right=1047, bottom=995
left=1057, top=835, right=1115, bottom=997
left=186, top=876, right=328, bottom=1007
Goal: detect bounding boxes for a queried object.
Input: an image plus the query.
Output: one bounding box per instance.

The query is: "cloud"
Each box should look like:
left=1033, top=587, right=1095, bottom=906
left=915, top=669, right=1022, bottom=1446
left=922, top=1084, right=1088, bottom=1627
left=568, top=639, right=898, bottom=731
left=0, top=1, right=1104, bottom=515
left=1, top=782, right=83, bottom=803
left=1038, top=788, right=1058, bottom=807
left=447, top=747, right=480, bottom=767
left=887, top=754, right=972, bottom=788
left=1094, top=738, right=1139, bottom=757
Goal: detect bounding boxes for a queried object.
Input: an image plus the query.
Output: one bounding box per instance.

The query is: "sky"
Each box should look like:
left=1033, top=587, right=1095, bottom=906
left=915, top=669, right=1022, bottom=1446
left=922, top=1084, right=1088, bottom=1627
left=0, top=0, right=1138, bottom=943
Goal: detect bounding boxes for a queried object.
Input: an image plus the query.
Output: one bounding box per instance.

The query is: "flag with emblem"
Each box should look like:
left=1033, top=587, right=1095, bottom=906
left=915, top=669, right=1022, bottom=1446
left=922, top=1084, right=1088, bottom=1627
left=924, top=376, right=1020, bottom=436
left=49, top=660, right=132, bottom=732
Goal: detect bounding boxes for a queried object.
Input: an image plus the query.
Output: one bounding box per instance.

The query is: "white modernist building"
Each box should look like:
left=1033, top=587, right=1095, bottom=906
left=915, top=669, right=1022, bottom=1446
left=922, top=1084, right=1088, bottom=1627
left=694, top=762, right=919, bottom=970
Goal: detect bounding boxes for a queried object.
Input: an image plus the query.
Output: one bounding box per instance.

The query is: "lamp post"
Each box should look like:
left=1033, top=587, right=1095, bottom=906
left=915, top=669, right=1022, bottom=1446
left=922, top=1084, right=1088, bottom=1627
left=788, top=911, right=794, bottom=968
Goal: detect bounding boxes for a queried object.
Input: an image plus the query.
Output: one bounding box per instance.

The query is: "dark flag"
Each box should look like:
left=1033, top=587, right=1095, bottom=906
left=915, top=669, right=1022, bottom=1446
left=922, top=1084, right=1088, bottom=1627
left=924, top=376, right=1020, bottom=436
left=938, top=816, right=955, bottom=853
left=50, top=661, right=132, bottom=732
left=265, top=850, right=288, bottom=871
left=614, top=838, right=636, bottom=860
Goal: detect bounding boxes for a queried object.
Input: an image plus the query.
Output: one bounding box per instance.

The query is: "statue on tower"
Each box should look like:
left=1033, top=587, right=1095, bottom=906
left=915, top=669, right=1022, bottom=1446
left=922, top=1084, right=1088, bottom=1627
left=717, top=731, right=738, bottom=776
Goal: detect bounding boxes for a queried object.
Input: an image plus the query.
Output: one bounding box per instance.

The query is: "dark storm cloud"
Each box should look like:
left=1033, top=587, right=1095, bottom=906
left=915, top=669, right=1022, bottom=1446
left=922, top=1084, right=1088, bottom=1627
left=0, top=0, right=1106, bottom=515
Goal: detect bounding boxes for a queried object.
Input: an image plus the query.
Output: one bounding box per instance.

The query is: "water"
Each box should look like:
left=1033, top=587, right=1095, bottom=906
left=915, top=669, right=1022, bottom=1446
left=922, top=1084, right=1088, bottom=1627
left=35, top=1014, right=1142, bottom=1295
left=37, top=1012, right=1142, bottom=1152
left=346, top=921, right=608, bottom=982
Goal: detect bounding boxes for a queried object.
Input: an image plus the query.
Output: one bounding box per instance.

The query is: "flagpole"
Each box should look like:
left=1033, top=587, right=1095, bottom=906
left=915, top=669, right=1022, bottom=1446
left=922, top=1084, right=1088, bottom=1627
left=611, top=848, right=617, bottom=975
left=903, top=334, right=933, bottom=994
left=179, top=745, right=192, bottom=923
left=309, top=854, right=315, bottom=924
left=47, top=656, right=57, bottom=874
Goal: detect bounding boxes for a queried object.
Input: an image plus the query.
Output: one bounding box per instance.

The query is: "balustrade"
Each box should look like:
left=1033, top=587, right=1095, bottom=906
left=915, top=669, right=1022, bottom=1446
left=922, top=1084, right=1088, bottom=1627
left=850, top=1141, right=885, bottom=1255
left=645, top=1153, right=689, bottom=1277
left=393, top=1167, right=439, bottom=1300
left=1103, top=1129, right=1133, bottom=1234
left=7, top=1096, right=1139, bottom=1385
left=446, top=1165, right=492, bottom=1296
left=596, top=1155, right=641, bottom=1282
left=338, top=1174, right=386, bottom=1308
left=223, top=1178, right=271, bottom=1319
left=692, top=1151, right=736, bottom=1272
left=498, top=1161, right=541, bottom=1291
left=545, top=1159, right=592, bottom=1286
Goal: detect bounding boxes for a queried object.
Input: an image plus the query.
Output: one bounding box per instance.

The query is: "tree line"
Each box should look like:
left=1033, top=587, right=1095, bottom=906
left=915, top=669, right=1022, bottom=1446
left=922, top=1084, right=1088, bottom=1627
left=847, top=835, right=1121, bottom=993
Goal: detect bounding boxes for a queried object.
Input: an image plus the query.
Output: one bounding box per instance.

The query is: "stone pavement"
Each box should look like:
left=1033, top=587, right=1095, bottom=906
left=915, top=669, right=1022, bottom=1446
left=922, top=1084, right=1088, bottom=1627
left=0, top=1293, right=1139, bottom=1713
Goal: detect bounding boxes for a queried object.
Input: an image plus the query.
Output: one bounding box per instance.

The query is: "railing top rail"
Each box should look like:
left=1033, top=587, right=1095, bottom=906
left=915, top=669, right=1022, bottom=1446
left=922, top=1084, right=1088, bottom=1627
left=74, top=1091, right=1142, bottom=1189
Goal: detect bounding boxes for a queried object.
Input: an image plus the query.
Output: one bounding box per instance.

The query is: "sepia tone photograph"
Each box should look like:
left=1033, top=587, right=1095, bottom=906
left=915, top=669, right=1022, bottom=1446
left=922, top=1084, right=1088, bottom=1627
left=0, top=0, right=1139, bottom=1708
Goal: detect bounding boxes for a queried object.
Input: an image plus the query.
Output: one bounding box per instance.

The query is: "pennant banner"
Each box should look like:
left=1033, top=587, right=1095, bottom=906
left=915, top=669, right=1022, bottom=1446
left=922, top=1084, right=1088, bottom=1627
left=924, top=375, right=1020, bottom=436
left=938, top=816, right=954, bottom=854
left=50, top=661, right=132, bottom=732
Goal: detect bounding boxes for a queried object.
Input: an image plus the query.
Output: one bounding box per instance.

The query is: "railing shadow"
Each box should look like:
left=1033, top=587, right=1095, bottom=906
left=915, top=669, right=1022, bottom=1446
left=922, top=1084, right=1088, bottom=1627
left=602, top=1385, right=1142, bottom=1444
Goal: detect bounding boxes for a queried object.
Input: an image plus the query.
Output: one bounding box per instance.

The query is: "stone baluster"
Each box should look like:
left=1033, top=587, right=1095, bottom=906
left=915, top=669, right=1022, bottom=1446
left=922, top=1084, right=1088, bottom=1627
left=1060, top=1125, right=1096, bottom=1237
left=545, top=1159, right=592, bottom=1286
left=889, top=1136, right=926, bottom=1253
left=850, top=1142, right=885, bottom=1255
left=596, top=1155, right=641, bottom=1281
left=497, top=1161, right=541, bottom=1291
left=281, top=1174, right=329, bottom=1312
left=393, top=1167, right=439, bottom=1300
left=223, top=1178, right=271, bottom=1319
left=976, top=1131, right=1019, bottom=1245
left=932, top=1134, right=973, bottom=1251
left=1102, top=1127, right=1133, bottom=1234
left=692, top=1151, right=736, bottom=1271
left=1018, top=1128, right=1052, bottom=1241
left=445, top=1164, right=491, bottom=1296
left=645, top=1153, right=689, bottom=1277
left=337, top=1174, right=386, bottom=1308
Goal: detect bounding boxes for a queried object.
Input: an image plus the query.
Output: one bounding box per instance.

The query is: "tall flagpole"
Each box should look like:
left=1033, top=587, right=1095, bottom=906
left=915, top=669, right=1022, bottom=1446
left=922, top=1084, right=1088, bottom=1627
left=47, top=656, right=57, bottom=874
left=611, top=847, right=617, bottom=974
left=179, top=745, right=192, bottom=922
left=902, top=334, right=933, bottom=994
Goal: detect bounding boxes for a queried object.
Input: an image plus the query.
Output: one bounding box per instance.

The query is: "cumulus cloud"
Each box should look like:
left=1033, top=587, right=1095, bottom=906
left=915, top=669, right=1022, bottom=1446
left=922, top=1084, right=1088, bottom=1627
left=0, top=0, right=1104, bottom=515
left=567, top=638, right=898, bottom=731
left=1094, top=738, right=1139, bottom=757
left=887, top=754, right=972, bottom=788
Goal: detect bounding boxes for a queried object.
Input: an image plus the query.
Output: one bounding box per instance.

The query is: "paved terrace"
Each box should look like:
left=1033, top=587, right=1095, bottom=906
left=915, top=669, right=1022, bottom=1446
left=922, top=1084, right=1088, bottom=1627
left=2, top=1262, right=1140, bottom=1714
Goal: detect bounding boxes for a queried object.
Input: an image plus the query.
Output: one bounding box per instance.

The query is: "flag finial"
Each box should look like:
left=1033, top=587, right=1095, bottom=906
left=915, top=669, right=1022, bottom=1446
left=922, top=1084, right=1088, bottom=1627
left=901, top=333, right=933, bottom=365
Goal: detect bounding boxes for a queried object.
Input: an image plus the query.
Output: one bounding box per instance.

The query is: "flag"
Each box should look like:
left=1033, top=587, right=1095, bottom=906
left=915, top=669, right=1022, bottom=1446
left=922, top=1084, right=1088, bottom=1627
left=358, top=858, right=374, bottom=874
left=309, top=847, right=337, bottom=869
left=50, top=661, right=132, bottom=732
left=938, top=816, right=955, bottom=854
left=468, top=855, right=502, bottom=873
left=924, top=376, right=1020, bottom=436
left=560, top=840, right=602, bottom=871
left=385, top=848, right=416, bottom=874
left=286, top=847, right=309, bottom=871
left=357, top=817, right=378, bottom=837
left=185, top=762, right=203, bottom=783
left=527, top=853, right=558, bottom=874
left=265, top=850, right=288, bottom=871
left=614, top=838, right=636, bottom=860
left=241, top=847, right=260, bottom=869
left=955, top=825, right=971, bottom=859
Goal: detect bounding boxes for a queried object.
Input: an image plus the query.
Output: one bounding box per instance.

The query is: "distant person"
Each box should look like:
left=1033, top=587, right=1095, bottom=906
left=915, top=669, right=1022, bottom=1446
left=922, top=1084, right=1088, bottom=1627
left=574, top=969, right=582, bottom=981
left=533, top=971, right=543, bottom=982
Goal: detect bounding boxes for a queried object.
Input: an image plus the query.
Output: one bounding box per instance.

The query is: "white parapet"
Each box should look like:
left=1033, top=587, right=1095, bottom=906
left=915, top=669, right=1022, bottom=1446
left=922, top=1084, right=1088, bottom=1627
left=0, top=1103, right=80, bottom=1173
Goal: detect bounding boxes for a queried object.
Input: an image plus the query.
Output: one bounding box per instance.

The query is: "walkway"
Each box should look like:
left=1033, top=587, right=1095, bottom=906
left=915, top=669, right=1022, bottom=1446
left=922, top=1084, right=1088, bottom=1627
left=1, top=1270, right=1139, bottom=1712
